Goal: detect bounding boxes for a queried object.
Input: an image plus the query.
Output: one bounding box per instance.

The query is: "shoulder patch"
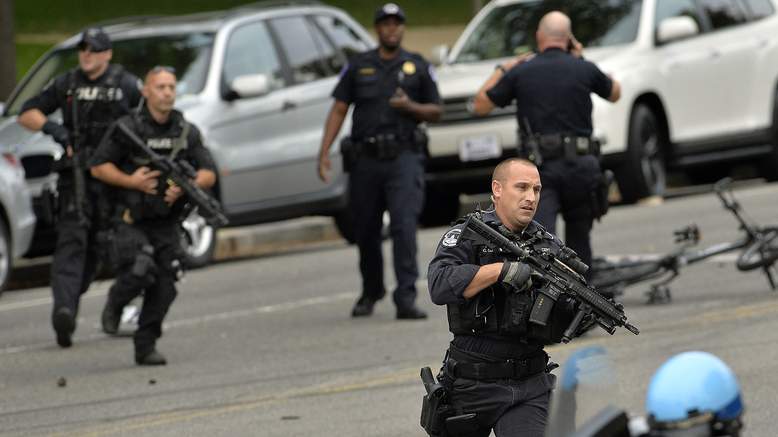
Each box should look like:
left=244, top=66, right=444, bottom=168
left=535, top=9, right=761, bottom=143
left=441, top=228, right=462, bottom=247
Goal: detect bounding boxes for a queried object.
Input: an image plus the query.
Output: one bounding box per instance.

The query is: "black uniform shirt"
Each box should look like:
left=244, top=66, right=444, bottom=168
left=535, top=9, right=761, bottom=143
left=428, top=209, right=565, bottom=358
left=332, top=48, right=441, bottom=140
left=21, top=64, right=142, bottom=146
left=91, top=107, right=215, bottom=221
left=486, top=48, right=613, bottom=137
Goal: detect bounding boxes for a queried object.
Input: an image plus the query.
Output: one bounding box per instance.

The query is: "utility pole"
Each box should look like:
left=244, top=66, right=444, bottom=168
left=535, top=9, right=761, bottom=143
left=0, top=0, right=17, bottom=101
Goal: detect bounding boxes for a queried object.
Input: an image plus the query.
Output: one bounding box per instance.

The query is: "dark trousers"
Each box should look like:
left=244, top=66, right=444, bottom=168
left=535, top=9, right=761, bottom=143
left=50, top=177, right=103, bottom=323
left=107, top=222, right=180, bottom=356
left=349, top=151, right=425, bottom=310
left=445, top=371, right=556, bottom=437
left=534, top=156, right=601, bottom=270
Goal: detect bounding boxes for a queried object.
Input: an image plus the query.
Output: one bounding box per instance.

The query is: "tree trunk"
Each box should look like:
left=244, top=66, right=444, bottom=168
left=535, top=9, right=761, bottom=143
left=0, top=0, right=16, bottom=102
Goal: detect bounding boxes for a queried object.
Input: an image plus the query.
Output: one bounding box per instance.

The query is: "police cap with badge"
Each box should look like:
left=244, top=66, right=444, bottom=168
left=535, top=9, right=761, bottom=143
left=374, top=3, right=406, bottom=24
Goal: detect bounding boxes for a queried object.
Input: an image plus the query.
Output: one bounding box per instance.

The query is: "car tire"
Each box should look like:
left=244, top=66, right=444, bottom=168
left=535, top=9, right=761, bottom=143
left=759, top=87, right=778, bottom=181
left=419, top=187, right=459, bottom=227
left=180, top=208, right=217, bottom=269
left=0, top=214, right=10, bottom=296
left=615, top=104, right=666, bottom=203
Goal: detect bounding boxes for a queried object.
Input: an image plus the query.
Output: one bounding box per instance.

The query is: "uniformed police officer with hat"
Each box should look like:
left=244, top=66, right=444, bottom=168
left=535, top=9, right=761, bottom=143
left=317, top=3, right=442, bottom=320
left=472, top=11, right=621, bottom=272
left=17, top=27, right=142, bottom=348
left=90, top=66, right=216, bottom=365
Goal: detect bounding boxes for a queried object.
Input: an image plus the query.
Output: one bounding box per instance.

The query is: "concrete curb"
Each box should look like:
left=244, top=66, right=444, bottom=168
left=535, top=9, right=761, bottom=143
left=213, top=216, right=345, bottom=261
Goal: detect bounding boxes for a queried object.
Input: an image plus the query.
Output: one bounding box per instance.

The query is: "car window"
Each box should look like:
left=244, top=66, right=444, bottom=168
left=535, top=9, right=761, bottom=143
left=314, top=14, right=370, bottom=64
left=655, top=0, right=704, bottom=32
left=223, top=21, right=284, bottom=91
left=454, top=0, right=642, bottom=64
left=5, top=33, right=215, bottom=116
left=305, top=17, right=344, bottom=77
left=741, top=0, right=775, bottom=19
left=270, top=16, right=331, bottom=83
left=699, top=0, right=748, bottom=29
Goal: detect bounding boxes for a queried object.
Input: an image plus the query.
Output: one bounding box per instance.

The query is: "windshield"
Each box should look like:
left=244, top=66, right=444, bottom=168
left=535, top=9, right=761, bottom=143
left=5, top=32, right=214, bottom=116
left=454, top=0, right=642, bottom=63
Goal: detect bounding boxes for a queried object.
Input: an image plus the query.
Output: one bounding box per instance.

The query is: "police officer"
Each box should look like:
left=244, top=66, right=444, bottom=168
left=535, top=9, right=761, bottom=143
left=17, top=27, right=142, bottom=348
left=317, top=3, right=442, bottom=319
left=472, top=11, right=621, bottom=271
left=427, top=158, right=582, bottom=437
left=90, top=67, right=216, bottom=365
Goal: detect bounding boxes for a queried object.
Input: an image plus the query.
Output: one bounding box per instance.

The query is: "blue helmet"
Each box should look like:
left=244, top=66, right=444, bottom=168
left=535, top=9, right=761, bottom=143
left=646, top=351, right=743, bottom=436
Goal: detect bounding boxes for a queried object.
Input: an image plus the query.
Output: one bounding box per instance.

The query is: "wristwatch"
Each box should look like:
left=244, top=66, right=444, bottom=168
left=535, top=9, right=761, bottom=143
left=495, top=64, right=507, bottom=74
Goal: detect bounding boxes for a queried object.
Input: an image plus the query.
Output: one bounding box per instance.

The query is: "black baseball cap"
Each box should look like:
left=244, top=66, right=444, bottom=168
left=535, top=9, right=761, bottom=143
left=374, top=3, right=406, bottom=24
left=77, top=27, right=112, bottom=52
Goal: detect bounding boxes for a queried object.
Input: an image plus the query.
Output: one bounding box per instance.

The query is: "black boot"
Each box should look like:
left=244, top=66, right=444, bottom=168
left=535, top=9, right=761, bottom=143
left=135, top=349, right=167, bottom=366
left=52, top=307, right=75, bottom=348
left=351, top=296, right=376, bottom=317
left=396, top=305, right=428, bottom=320
left=101, top=299, right=122, bottom=335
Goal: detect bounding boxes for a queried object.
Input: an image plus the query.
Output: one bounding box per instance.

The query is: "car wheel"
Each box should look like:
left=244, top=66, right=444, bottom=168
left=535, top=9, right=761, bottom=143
left=180, top=208, right=216, bottom=269
left=0, top=215, right=10, bottom=295
left=419, top=187, right=459, bottom=227
left=759, top=87, right=778, bottom=181
left=615, top=104, right=666, bottom=203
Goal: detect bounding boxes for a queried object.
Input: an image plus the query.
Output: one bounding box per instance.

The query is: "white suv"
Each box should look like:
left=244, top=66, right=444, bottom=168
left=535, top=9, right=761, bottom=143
left=427, top=0, right=778, bottom=218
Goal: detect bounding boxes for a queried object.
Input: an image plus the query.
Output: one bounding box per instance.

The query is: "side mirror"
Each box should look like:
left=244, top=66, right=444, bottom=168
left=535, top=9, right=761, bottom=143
left=225, top=74, right=271, bottom=101
left=430, top=44, right=449, bottom=66
left=656, top=16, right=699, bottom=45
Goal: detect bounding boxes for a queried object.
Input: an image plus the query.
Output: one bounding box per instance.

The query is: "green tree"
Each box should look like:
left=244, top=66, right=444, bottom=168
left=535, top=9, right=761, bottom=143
left=0, top=0, right=15, bottom=101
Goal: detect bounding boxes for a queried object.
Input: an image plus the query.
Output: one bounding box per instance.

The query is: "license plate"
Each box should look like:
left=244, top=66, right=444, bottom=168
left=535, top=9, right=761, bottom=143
left=458, top=134, right=502, bottom=162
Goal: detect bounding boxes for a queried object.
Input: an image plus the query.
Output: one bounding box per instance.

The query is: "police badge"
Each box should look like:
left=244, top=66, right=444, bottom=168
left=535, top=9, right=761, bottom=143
left=442, top=229, right=462, bottom=247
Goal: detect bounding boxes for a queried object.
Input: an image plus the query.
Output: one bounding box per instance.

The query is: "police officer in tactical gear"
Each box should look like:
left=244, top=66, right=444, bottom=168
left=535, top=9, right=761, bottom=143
left=472, top=11, right=621, bottom=271
left=427, top=158, right=581, bottom=437
left=90, top=67, right=216, bottom=365
left=17, top=27, right=142, bottom=348
left=317, top=3, right=442, bottom=320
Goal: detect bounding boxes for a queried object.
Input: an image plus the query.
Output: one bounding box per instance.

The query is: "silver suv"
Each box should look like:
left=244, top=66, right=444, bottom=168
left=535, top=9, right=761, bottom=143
left=0, top=1, right=374, bottom=266
left=0, top=146, right=36, bottom=294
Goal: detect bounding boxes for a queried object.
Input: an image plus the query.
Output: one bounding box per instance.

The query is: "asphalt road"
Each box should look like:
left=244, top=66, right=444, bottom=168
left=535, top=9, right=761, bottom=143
left=1, top=181, right=777, bottom=436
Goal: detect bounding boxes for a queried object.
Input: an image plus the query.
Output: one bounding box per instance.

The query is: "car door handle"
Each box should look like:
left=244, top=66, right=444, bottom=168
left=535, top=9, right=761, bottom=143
left=281, top=100, right=297, bottom=111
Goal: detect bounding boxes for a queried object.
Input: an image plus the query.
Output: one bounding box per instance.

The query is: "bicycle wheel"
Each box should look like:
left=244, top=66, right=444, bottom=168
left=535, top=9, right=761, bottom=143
left=736, top=227, right=778, bottom=271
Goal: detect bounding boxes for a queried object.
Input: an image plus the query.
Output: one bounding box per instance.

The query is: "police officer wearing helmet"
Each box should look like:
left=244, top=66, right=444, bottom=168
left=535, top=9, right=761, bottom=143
left=17, top=27, right=142, bottom=348
left=638, top=351, right=744, bottom=437
left=426, top=158, right=581, bottom=437
left=90, top=67, right=216, bottom=365
left=472, top=11, right=621, bottom=272
left=317, top=3, right=442, bottom=319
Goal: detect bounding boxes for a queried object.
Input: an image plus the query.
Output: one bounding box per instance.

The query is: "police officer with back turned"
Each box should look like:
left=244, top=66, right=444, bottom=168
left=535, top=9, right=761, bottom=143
left=426, top=158, right=581, bottom=437
left=90, top=67, right=216, bottom=365
left=317, top=3, right=442, bottom=320
left=17, top=28, right=142, bottom=348
left=472, top=11, right=621, bottom=271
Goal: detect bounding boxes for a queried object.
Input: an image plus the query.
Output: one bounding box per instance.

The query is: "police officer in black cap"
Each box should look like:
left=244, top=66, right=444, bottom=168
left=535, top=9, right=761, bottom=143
left=427, top=158, right=579, bottom=437
left=90, top=66, right=216, bottom=365
left=317, top=3, right=442, bottom=319
left=472, top=11, right=621, bottom=271
left=17, top=27, right=142, bottom=348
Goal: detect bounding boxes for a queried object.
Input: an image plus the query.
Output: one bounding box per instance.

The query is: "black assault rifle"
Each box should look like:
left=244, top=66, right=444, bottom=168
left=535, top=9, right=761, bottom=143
left=116, top=121, right=229, bottom=227
left=70, top=92, right=90, bottom=227
left=460, top=214, right=639, bottom=342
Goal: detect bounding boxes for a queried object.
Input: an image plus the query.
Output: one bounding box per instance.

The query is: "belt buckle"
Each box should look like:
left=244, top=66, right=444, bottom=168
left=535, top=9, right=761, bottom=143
left=576, top=137, right=589, bottom=154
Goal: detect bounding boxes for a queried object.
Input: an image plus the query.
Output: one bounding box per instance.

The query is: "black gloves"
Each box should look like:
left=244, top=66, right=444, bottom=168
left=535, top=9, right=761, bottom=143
left=42, top=121, right=70, bottom=147
left=499, top=261, right=532, bottom=291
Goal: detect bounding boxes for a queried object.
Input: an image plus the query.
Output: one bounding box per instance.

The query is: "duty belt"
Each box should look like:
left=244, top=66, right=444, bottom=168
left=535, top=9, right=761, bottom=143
left=353, top=133, right=419, bottom=160
left=445, top=347, right=549, bottom=380
left=519, top=134, right=599, bottom=162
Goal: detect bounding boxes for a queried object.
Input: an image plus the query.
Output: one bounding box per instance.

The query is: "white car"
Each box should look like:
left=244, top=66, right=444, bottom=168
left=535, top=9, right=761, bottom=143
left=0, top=140, right=36, bottom=294
left=426, top=0, right=778, bottom=219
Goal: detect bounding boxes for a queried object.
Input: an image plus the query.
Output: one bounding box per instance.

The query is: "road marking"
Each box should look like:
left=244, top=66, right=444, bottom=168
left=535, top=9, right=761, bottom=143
left=0, top=291, right=358, bottom=355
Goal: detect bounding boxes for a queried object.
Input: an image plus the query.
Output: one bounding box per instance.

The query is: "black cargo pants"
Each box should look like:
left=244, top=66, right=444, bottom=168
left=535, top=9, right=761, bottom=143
left=107, top=221, right=181, bottom=356
left=348, top=150, right=425, bottom=310
left=50, top=174, right=105, bottom=323
left=533, top=155, right=602, bottom=271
